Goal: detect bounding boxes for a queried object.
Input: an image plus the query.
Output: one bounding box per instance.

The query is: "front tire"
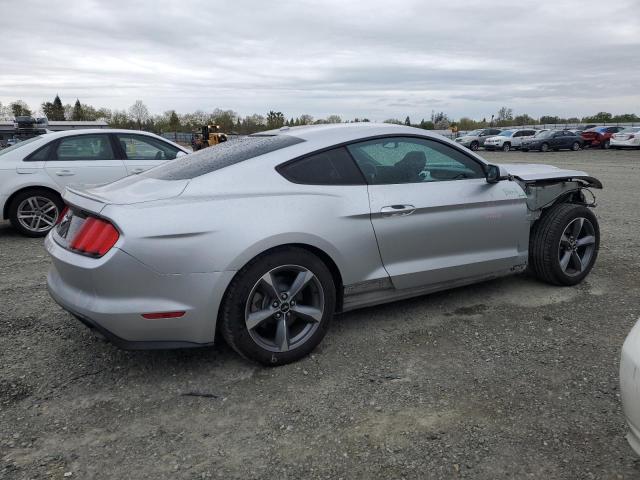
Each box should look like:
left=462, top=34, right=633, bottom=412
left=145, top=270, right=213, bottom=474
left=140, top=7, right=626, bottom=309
left=571, top=142, right=580, bottom=151
left=540, top=143, right=550, bottom=152
left=219, top=247, right=336, bottom=365
left=8, top=189, right=64, bottom=237
left=502, top=143, right=511, bottom=152
left=470, top=141, right=479, bottom=151
left=602, top=140, right=610, bottom=149
left=529, top=203, right=599, bottom=286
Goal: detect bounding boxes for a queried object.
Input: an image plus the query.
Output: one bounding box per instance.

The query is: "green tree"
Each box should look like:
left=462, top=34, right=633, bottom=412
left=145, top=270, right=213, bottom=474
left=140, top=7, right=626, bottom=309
left=168, top=110, right=180, bottom=131
left=266, top=110, right=285, bottom=129
left=419, top=119, right=435, bottom=130
left=10, top=100, right=32, bottom=117
left=325, top=115, right=342, bottom=123
left=404, top=116, right=411, bottom=126
left=71, top=99, right=85, bottom=121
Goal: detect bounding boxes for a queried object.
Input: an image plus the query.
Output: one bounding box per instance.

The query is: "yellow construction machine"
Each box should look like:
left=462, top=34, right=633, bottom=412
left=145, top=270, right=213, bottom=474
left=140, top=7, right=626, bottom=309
left=193, top=124, right=228, bottom=150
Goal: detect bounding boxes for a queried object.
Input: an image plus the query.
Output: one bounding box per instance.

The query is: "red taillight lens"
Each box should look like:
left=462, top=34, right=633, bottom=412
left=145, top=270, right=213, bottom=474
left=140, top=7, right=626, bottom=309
left=69, top=216, right=119, bottom=257
left=55, top=206, right=69, bottom=225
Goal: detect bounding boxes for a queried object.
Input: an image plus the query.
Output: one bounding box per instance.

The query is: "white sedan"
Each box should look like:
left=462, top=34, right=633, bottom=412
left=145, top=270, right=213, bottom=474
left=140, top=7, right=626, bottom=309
left=0, top=129, right=187, bottom=236
left=610, top=127, right=640, bottom=149
left=621, top=319, right=640, bottom=456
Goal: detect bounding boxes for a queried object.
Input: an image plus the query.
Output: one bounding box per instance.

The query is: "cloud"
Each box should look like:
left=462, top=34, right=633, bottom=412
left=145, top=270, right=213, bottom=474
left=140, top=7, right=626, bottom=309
left=1, top=0, right=639, bottom=120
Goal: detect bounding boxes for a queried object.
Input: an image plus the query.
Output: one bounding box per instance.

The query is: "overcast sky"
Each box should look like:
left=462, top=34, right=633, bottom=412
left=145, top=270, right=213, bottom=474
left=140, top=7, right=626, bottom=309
left=1, top=0, right=639, bottom=121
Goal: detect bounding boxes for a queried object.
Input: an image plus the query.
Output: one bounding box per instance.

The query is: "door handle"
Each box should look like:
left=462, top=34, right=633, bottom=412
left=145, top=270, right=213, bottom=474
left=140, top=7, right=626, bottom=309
left=55, top=170, right=75, bottom=176
left=131, top=168, right=145, bottom=174
left=380, top=204, right=416, bottom=217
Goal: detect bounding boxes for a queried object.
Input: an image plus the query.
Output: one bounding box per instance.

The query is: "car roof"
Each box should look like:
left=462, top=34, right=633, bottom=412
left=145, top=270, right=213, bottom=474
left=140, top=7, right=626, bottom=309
left=39, top=128, right=164, bottom=138
left=258, top=122, right=447, bottom=145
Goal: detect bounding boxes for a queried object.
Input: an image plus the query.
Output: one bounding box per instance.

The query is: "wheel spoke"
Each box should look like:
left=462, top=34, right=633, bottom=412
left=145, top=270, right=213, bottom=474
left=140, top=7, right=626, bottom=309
left=571, top=218, right=584, bottom=238
left=570, top=251, right=583, bottom=272
left=42, top=204, right=57, bottom=214
left=291, top=305, right=323, bottom=323
left=287, top=270, right=314, bottom=299
left=577, top=235, right=595, bottom=247
left=560, top=233, right=571, bottom=248
left=40, top=216, right=55, bottom=227
left=274, top=317, right=289, bottom=352
left=259, top=272, right=281, bottom=300
left=559, top=250, right=572, bottom=271
left=246, top=308, right=274, bottom=330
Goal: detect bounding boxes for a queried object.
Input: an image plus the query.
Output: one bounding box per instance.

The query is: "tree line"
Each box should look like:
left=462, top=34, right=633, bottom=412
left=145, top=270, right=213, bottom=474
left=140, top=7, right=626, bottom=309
left=1, top=97, right=638, bottom=136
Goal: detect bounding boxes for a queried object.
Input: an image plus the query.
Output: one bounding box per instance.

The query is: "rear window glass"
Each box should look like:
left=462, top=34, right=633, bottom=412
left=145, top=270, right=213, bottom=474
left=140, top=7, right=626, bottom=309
left=143, top=135, right=304, bottom=180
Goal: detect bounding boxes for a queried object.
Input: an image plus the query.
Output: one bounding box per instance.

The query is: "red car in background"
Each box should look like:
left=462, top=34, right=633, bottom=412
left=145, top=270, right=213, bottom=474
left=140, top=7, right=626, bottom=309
left=581, top=126, right=624, bottom=149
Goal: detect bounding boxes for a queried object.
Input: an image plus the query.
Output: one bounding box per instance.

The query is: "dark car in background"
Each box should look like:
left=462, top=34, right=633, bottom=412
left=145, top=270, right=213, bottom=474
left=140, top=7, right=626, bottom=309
left=581, top=126, right=624, bottom=149
left=521, top=130, right=583, bottom=152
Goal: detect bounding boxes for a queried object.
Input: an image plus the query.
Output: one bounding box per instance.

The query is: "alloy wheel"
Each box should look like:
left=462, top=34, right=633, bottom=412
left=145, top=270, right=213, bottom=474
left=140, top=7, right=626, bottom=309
left=558, top=217, right=596, bottom=277
left=16, top=196, right=59, bottom=233
left=245, top=265, right=325, bottom=353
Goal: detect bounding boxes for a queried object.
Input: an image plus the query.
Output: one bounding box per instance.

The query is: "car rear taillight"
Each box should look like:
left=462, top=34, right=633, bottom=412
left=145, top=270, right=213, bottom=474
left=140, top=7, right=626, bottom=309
left=69, top=216, right=119, bottom=257
left=55, top=206, right=69, bottom=225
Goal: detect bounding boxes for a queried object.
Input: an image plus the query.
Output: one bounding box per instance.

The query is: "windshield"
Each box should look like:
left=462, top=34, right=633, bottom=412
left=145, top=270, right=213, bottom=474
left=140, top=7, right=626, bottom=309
left=0, top=136, right=43, bottom=157
left=465, top=129, right=482, bottom=136
left=143, top=134, right=305, bottom=180
left=497, top=130, right=514, bottom=137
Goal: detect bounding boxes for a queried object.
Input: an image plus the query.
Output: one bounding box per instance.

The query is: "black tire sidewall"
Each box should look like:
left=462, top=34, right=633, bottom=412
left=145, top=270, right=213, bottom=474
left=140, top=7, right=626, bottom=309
left=220, top=248, right=336, bottom=366
left=543, top=205, right=600, bottom=285
left=9, top=189, right=64, bottom=237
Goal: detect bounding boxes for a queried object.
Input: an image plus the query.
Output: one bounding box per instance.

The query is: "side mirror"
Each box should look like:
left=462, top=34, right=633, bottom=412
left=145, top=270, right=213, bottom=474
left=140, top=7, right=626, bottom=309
left=485, top=164, right=501, bottom=184
left=176, top=150, right=187, bottom=157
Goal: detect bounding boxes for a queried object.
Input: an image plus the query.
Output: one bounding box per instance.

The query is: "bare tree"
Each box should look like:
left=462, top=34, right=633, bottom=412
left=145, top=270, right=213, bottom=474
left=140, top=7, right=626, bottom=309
left=129, top=100, right=150, bottom=129
left=325, top=115, right=342, bottom=123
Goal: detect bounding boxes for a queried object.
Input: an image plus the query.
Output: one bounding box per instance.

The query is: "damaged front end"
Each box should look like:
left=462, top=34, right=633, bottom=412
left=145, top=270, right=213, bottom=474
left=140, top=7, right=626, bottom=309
left=498, top=163, right=602, bottom=218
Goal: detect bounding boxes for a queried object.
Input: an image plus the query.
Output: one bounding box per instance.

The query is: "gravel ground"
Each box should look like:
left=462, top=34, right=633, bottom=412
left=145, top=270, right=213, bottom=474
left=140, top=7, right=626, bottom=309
left=1, top=148, right=639, bottom=479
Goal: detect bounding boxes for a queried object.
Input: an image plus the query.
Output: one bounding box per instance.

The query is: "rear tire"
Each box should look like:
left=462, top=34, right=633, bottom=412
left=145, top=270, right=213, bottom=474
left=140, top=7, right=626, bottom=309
left=8, top=189, right=64, bottom=237
left=602, top=140, right=610, bottom=149
left=529, top=203, right=599, bottom=286
left=571, top=142, right=580, bottom=151
left=219, top=247, right=336, bottom=366
left=540, top=143, right=550, bottom=152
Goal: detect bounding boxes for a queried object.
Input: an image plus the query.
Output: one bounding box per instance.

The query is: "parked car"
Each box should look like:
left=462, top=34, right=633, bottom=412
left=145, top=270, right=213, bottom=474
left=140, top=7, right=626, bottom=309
left=521, top=130, right=583, bottom=152
left=454, top=128, right=502, bottom=151
left=0, top=129, right=188, bottom=236
left=610, top=127, right=640, bottom=149
left=581, top=126, right=624, bottom=149
left=483, top=129, right=539, bottom=151
left=621, top=318, right=640, bottom=456
left=45, top=123, right=602, bottom=365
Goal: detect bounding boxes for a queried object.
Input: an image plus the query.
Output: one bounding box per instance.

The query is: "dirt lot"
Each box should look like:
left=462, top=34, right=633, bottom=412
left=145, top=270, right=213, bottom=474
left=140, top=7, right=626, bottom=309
left=1, top=148, right=639, bottom=479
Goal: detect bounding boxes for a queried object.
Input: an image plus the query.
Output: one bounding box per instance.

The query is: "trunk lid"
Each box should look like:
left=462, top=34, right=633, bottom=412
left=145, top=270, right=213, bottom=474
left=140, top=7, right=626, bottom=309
left=63, top=176, right=190, bottom=214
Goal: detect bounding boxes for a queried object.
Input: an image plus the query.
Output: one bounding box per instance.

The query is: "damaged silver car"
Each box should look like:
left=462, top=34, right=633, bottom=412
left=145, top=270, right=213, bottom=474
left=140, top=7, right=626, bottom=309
left=45, top=123, right=601, bottom=365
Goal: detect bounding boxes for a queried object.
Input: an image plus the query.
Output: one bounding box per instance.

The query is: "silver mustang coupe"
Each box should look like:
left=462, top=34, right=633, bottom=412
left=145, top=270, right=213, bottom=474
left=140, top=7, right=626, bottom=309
left=45, top=123, right=602, bottom=365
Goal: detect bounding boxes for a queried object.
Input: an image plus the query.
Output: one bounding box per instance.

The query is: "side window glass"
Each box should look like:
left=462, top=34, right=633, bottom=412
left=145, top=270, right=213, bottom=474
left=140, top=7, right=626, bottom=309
left=278, top=147, right=364, bottom=185
left=55, top=135, right=115, bottom=161
left=25, top=144, right=52, bottom=162
left=347, top=137, right=485, bottom=185
left=116, top=135, right=180, bottom=160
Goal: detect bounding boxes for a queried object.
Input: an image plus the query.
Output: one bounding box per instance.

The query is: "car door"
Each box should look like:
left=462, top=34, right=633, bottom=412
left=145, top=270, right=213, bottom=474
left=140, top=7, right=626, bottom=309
left=115, top=133, right=183, bottom=175
left=347, top=136, right=529, bottom=290
left=44, top=134, right=127, bottom=189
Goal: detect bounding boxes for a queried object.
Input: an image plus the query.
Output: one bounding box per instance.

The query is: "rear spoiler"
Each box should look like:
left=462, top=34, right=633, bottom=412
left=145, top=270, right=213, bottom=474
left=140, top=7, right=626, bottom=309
left=62, top=185, right=108, bottom=214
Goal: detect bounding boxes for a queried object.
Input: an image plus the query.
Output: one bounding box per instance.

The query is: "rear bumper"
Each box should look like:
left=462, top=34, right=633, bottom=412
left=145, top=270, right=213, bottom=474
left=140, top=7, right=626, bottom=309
left=621, top=319, right=640, bottom=456
left=611, top=139, right=640, bottom=148
left=45, top=233, right=236, bottom=347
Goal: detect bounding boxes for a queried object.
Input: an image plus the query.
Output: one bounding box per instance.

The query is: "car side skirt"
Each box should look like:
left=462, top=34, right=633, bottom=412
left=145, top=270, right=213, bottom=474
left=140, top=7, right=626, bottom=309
left=341, top=264, right=526, bottom=312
